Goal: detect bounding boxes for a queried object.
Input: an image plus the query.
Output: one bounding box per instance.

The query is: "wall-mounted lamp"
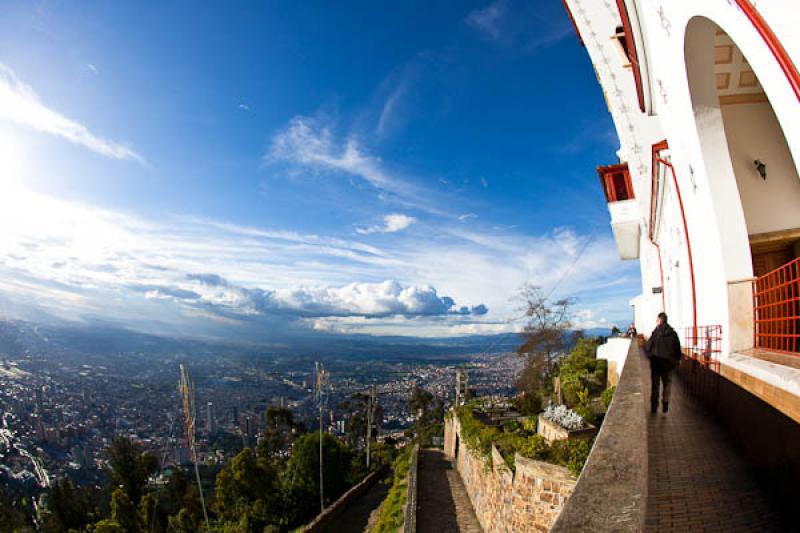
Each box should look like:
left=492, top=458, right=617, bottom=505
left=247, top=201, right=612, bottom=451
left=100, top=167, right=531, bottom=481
left=754, top=159, right=767, bottom=180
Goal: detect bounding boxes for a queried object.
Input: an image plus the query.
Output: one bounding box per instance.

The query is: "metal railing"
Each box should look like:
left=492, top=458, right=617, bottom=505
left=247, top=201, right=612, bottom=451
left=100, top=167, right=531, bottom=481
left=681, top=325, right=723, bottom=407
left=682, top=325, right=723, bottom=371
left=754, top=257, right=800, bottom=355
left=403, top=443, right=419, bottom=533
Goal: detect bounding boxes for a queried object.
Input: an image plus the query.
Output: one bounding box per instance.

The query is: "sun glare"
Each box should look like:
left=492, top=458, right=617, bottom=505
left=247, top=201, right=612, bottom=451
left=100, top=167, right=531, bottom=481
left=0, top=127, right=28, bottom=190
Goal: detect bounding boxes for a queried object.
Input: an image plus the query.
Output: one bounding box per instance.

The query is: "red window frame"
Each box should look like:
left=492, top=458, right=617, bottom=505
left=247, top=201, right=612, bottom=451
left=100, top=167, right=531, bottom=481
left=598, top=163, right=634, bottom=202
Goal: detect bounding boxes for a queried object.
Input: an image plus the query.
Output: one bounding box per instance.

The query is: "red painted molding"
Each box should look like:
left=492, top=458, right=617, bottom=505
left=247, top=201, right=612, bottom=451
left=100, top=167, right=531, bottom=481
left=615, top=0, right=646, bottom=112
left=560, top=0, right=584, bottom=47
left=734, top=0, right=800, bottom=101
left=651, top=140, right=698, bottom=336
left=649, top=139, right=669, bottom=237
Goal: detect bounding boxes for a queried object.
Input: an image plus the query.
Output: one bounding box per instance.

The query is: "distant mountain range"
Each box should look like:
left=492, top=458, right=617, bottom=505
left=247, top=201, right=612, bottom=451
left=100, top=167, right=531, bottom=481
left=0, top=317, right=613, bottom=361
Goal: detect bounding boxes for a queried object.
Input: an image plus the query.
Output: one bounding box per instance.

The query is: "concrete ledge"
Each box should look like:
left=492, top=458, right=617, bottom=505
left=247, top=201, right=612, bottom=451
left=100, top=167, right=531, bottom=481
left=725, top=351, right=800, bottom=423
left=552, top=341, right=646, bottom=532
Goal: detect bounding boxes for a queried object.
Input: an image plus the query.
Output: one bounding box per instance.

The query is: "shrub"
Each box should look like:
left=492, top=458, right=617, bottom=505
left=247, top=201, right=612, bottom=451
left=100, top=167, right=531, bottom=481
left=601, top=386, right=616, bottom=409
left=518, top=434, right=550, bottom=462
left=550, top=439, right=591, bottom=476
left=521, top=416, right=537, bottom=434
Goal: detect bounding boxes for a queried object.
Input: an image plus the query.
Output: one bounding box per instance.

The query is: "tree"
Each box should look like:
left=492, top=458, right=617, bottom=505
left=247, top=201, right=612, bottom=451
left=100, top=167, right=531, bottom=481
left=408, top=387, right=443, bottom=446
left=281, top=432, right=357, bottom=527
left=214, top=448, right=280, bottom=531
left=166, top=508, right=197, bottom=533
left=107, top=437, right=158, bottom=505
left=110, top=488, right=141, bottom=533
left=515, top=284, right=575, bottom=413
left=0, top=485, right=30, bottom=532
left=257, top=407, right=300, bottom=459
left=408, top=387, right=433, bottom=421
left=42, top=477, right=97, bottom=532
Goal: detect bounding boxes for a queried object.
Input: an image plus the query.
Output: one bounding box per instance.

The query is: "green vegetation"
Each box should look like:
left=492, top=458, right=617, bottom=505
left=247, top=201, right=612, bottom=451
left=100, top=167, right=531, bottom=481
left=371, top=445, right=413, bottom=533
left=558, top=337, right=606, bottom=407
left=601, top=385, right=617, bottom=409
left=408, top=386, right=444, bottom=447
left=453, top=405, right=591, bottom=476
left=16, top=407, right=380, bottom=533
left=451, top=334, right=613, bottom=478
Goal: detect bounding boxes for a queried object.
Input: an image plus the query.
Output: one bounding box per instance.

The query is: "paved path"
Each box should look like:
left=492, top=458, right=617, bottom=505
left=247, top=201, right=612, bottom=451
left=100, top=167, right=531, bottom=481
left=416, top=448, right=482, bottom=533
left=640, top=350, right=787, bottom=532
left=321, top=472, right=390, bottom=533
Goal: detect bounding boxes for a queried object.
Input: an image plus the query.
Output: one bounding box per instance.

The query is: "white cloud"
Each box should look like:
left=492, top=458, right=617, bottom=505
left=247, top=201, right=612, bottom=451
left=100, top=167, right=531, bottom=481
left=87, top=64, right=98, bottom=74
left=0, top=63, right=144, bottom=163
left=466, top=0, right=507, bottom=40
left=458, top=213, right=478, bottom=222
left=238, top=103, right=249, bottom=110
left=376, top=82, right=407, bottom=136
left=0, top=183, right=638, bottom=337
left=572, top=308, right=610, bottom=330
left=356, top=214, right=416, bottom=235
left=0, top=187, right=488, bottom=331
left=268, top=116, right=399, bottom=191
left=308, top=315, right=518, bottom=337
left=466, top=0, right=571, bottom=51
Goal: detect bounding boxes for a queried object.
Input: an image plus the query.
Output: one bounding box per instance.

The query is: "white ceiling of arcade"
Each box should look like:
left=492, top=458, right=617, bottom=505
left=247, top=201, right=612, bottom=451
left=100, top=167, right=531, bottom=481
left=714, top=30, right=766, bottom=104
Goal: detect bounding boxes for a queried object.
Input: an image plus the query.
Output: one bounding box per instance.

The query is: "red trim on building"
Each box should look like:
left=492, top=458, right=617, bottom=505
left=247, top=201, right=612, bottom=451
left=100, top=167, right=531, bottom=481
left=734, top=0, right=800, bottom=101
left=560, top=0, right=584, bottom=46
left=651, top=141, right=698, bottom=337
left=615, top=0, right=646, bottom=112
left=649, top=139, right=669, bottom=238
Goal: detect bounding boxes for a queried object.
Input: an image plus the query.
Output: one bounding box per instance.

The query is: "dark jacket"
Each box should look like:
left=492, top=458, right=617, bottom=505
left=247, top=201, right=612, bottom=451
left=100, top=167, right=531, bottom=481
left=645, top=323, right=682, bottom=367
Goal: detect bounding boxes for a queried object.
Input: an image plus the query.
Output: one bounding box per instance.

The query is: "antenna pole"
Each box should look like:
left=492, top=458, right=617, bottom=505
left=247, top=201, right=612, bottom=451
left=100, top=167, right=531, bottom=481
left=179, top=365, right=210, bottom=532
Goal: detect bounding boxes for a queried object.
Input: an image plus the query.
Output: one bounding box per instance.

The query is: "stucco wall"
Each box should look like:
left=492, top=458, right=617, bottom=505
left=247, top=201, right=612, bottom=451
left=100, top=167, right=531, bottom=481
left=597, top=337, right=633, bottom=386
left=721, top=101, right=800, bottom=236
left=443, top=416, right=576, bottom=533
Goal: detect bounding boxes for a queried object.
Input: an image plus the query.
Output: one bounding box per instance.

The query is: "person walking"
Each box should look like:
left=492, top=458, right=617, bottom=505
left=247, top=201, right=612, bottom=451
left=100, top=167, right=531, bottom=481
left=644, top=312, right=682, bottom=413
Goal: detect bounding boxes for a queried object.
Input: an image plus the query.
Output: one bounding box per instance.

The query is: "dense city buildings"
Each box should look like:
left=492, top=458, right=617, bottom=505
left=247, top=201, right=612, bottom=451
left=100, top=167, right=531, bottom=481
left=0, top=318, right=522, bottom=516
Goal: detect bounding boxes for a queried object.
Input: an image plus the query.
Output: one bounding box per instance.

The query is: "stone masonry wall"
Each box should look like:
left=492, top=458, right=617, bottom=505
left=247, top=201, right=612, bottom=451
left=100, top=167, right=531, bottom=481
left=444, top=416, right=576, bottom=533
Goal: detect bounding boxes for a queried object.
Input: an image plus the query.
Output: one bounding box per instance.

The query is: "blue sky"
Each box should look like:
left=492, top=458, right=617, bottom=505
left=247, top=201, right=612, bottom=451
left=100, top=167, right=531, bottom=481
left=0, top=0, right=640, bottom=340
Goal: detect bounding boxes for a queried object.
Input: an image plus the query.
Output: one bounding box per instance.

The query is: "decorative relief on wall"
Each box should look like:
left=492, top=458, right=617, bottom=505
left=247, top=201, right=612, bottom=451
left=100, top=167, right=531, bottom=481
left=657, top=5, right=672, bottom=37
left=570, top=0, right=648, bottom=177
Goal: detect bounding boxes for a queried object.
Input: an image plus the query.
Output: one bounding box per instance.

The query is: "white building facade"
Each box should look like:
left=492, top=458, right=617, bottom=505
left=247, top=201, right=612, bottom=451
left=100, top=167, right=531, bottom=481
left=563, top=0, right=800, bottom=422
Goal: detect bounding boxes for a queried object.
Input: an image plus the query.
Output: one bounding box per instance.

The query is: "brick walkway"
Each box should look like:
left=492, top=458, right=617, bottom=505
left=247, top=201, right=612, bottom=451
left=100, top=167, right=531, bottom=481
left=640, top=350, right=787, bottom=532
left=416, top=448, right=482, bottom=533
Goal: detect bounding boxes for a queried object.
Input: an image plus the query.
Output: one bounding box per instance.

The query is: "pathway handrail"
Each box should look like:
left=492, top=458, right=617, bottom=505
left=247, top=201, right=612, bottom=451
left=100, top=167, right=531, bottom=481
left=403, top=443, right=420, bottom=533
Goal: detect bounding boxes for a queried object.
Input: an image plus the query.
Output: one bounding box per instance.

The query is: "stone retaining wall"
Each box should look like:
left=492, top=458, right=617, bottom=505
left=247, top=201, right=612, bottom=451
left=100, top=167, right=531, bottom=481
left=443, top=417, right=576, bottom=532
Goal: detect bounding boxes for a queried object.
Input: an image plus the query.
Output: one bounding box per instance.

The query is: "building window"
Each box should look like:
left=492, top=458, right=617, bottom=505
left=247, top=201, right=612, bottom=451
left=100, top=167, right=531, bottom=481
left=614, top=25, right=632, bottom=67
left=598, top=163, right=634, bottom=202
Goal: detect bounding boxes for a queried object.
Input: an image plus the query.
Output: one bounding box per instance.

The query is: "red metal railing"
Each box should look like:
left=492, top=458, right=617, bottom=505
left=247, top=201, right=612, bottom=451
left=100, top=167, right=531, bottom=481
left=754, top=257, right=800, bottom=355
left=681, top=325, right=722, bottom=407
left=598, top=163, right=634, bottom=202
left=683, top=325, right=723, bottom=372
